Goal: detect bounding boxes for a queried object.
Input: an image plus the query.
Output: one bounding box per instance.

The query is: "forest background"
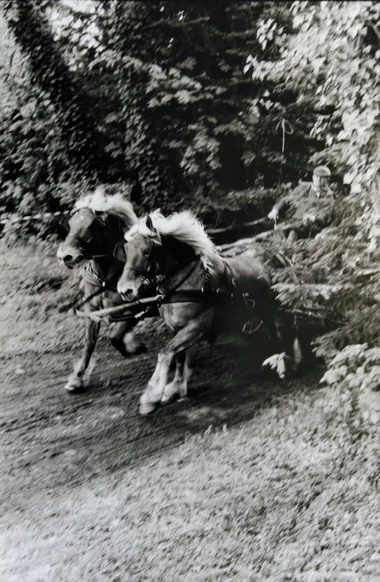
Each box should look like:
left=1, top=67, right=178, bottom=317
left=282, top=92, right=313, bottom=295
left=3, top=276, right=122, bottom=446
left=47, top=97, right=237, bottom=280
left=1, top=0, right=380, bottom=391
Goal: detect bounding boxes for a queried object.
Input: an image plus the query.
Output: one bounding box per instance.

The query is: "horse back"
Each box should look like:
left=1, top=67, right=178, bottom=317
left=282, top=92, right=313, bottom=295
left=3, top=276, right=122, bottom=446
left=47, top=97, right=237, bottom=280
left=223, top=249, right=271, bottom=294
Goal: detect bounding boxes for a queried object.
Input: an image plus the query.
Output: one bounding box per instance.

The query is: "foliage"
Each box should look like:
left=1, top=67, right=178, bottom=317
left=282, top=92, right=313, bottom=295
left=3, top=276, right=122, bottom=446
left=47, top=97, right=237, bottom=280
left=4, top=0, right=107, bottom=181
left=2, top=0, right=380, bottom=384
left=0, top=7, right=83, bottom=241
left=247, top=1, right=380, bottom=388
left=110, top=1, right=322, bottom=200
left=1, top=0, right=324, bottom=228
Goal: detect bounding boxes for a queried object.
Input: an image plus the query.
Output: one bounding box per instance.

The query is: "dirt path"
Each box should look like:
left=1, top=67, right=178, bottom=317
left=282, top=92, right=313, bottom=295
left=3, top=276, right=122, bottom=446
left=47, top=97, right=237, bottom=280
left=1, top=314, right=320, bottom=507
left=1, top=242, right=378, bottom=581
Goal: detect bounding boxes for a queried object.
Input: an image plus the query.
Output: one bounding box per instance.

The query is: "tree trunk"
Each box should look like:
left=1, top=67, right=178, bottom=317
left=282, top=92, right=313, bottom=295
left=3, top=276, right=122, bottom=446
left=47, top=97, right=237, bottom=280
left=3, top=0, right=138, bottom=187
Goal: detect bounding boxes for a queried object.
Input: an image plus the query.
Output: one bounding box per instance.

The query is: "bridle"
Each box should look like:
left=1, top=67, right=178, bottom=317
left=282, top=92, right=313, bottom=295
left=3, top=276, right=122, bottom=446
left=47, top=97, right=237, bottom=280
left=121, top=236, right=201, bottom=297
left=65, top=208, right=123, bottom=260
left=122, top=266, right=154, bottom=287
left=121, top=241, right=165, bottom=289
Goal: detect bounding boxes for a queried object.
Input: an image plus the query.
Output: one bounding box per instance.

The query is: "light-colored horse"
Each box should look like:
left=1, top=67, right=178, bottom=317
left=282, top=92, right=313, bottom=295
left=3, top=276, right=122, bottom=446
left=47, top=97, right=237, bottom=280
left=117, top=210, right=302, bottom=414
left=57, top=189, right=146, bottom=392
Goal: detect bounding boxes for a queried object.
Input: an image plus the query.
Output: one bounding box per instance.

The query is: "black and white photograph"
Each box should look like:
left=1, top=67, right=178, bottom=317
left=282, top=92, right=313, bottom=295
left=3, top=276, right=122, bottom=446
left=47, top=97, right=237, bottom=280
left=1, top=1, right=379, bottom=580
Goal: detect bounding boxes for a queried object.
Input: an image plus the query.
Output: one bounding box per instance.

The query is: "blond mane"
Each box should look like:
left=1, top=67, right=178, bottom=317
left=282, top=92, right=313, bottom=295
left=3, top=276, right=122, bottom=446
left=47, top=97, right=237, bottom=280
left=75, top=187, right=138, bottom=230
left=126, top=210, right=220, bottom=273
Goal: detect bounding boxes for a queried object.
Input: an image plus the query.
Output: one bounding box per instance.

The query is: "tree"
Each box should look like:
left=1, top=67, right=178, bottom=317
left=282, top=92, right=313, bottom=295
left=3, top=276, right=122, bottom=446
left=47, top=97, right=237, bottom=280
left=45, top=1, right=323, bottom=219
left=3, top=0, right=110, bottom=182
left=245, top=1, right=380, bottom=393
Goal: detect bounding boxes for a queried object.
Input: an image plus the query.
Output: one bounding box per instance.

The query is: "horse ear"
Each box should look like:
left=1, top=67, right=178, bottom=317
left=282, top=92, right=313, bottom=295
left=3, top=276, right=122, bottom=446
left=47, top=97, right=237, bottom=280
left=145, top=214, right=161, bottom=243
left=146, top=215, right=154, bottom=231
left=114, top=242, right=126, bottom=263
left=60, top=214, right=70, bottom=233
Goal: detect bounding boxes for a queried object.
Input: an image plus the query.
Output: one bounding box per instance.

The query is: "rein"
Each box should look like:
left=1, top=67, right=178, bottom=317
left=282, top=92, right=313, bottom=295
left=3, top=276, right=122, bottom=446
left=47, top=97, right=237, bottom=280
left=75, top=287, right=257, bottom=323
left=64, top=242, right=125, bottom=313
left=108, top=261, right=201, bottom=323
left=63, top=263, right=121, bottom=313
left=70, top=220, right=263, bottom=321
left=76, top=258, right=255, bottom=323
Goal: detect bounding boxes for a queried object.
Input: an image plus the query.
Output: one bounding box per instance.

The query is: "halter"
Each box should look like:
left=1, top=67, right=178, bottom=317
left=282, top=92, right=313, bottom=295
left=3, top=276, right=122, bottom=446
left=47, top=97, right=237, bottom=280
left=121, top=266, right=155, bottom=287
left=66, top=208, right=122, bottom=260
left=121, top=233, right=202, bottom=298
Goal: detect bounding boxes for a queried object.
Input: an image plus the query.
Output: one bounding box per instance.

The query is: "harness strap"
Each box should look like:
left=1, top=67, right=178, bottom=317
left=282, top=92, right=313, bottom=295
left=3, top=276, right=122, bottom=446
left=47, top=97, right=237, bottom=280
left=157, top=261, right=199, bottom=299
left=64, top=263, right=121, bottom=313
left=82, top=263, right=119, bottom=289
left=223, top=259, right=238, bottom=290
left=75, top=287, right=256, bottom=322
left=71, top=286, right=110, bottom=312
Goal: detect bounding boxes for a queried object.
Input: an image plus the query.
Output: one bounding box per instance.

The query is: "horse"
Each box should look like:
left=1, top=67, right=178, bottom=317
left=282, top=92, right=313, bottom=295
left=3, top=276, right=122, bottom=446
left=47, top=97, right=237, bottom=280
left=57, top=188, right=147, bottom=392
left=117, top=210, right=302, bottom=415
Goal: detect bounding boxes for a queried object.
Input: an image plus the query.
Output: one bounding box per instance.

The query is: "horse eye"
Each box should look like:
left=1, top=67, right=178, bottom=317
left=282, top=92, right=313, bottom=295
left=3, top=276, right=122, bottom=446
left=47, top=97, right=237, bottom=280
left=143, top=249, right=150, bottom=256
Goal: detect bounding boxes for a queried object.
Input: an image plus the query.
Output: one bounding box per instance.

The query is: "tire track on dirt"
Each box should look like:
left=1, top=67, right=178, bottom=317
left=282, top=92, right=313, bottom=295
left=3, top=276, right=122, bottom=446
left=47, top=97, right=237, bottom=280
left=1, top=330, right=322, bottom=516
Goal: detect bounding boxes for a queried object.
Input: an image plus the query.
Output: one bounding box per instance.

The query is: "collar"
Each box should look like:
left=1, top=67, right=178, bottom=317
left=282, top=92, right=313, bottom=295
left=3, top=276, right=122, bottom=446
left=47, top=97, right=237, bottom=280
left=83, top=261, right=122, bottom=289
left=156, top=261, right=199, bottom=296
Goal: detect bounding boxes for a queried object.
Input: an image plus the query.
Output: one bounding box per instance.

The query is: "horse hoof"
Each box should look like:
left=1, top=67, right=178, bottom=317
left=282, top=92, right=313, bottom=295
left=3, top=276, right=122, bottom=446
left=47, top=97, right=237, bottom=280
left=129, top=342, right=147, bottom=356
left=161, top=385, right=179, bottom=404
left=65, top=382, right=84, bottom=393
left=65, top=377, right=85, bottom=393
left=139, top=399, right=159, bottom=415
left=161, top=394, right=174, bottom=405
left=112, top=338, right=147, bottom=357
left=139, top=381, right=164, bottom=414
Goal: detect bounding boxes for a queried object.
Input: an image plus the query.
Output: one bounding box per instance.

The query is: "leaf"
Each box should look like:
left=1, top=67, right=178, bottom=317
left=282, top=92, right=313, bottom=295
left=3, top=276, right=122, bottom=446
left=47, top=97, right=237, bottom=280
left=320, top=366, right=348, bottom=385
left=262, top=353, right=287, bottom=378
left=174, top=90, right=192, bottom=104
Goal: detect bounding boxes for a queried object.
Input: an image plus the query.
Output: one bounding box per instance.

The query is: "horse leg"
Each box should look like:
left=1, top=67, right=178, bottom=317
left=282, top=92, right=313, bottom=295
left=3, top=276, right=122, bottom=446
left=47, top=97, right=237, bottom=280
left=260, top=301, right=283, bottom=349
left=65, top=319, right=100, bottom=392
left=261, top=306, right=303, bottom=377
left=161, top=350, right=191, bottom=404
left=110, top=320, right=147, bottom=357
left=259, top=302, right=290, bottom=379
left=290, top=316, right=303, bottom=372
left=140, top=315, right=210, bottom=415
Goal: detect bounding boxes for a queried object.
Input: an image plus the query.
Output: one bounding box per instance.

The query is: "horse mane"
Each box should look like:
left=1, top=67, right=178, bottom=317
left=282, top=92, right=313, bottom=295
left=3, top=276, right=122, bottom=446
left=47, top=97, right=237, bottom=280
left=126, top=210, right=220, bottom=274
left=75, top=187, right=138, bottom=230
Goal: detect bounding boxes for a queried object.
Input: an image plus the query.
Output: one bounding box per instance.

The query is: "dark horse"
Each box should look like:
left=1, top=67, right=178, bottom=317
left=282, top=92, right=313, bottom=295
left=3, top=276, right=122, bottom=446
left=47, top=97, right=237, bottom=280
left=117, top=210, right=302, bottom=414
left=57, top=190, right=146, bottom=392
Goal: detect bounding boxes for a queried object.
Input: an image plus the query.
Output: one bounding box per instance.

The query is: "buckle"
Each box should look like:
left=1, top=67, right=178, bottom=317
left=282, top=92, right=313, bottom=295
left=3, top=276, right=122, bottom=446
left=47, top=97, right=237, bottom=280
left=156, top=293, right=165, bottom=305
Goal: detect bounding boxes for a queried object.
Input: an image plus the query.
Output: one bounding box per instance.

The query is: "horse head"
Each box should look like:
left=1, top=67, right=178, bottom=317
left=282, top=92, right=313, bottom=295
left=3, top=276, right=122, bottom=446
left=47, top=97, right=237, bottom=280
left=117, top=215, right=161, bottom=300
left=57, top=207, right=124, bottom=268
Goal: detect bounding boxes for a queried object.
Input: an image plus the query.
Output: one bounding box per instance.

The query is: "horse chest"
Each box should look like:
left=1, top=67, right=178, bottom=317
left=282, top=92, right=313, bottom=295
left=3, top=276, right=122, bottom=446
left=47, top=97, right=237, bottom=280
left=159, top=303, right=211, bottom=331
left=159, top=304, right=182, bottom=330
left=85, top=287, right=121, bottom=311
left=102, top=291, right=123, bottom=310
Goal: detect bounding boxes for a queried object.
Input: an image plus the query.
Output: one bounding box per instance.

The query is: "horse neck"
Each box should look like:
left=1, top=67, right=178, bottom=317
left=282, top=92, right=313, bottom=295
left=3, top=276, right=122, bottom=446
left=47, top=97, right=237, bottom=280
left=89, top=228, right=124, bottom=281
left=158, top=236, right=199, bottom=286
left=88, top=256, right=121, bottom=283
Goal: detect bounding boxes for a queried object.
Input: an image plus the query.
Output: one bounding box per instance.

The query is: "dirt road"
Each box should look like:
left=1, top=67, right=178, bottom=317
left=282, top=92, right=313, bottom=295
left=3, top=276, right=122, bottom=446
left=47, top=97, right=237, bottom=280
left=1, top=242, right=378, bottom=581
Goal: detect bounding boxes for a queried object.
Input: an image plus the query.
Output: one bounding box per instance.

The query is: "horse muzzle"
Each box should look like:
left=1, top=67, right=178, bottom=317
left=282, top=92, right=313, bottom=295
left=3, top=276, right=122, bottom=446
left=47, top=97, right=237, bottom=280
left=117, top=280, right=140, bottom=301
left=56, top=245, right=84, bottom=269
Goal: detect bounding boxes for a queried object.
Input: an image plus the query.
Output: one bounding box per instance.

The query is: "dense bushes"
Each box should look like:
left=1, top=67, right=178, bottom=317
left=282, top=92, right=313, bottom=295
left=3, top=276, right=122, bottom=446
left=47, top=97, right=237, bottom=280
left=0, top=0, right=326, bottom=231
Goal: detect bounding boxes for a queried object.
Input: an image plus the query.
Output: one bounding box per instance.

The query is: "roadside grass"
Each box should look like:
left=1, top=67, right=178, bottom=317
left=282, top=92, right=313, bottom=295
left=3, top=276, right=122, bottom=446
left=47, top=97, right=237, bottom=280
left=1, top=386, right=379, bottom=582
